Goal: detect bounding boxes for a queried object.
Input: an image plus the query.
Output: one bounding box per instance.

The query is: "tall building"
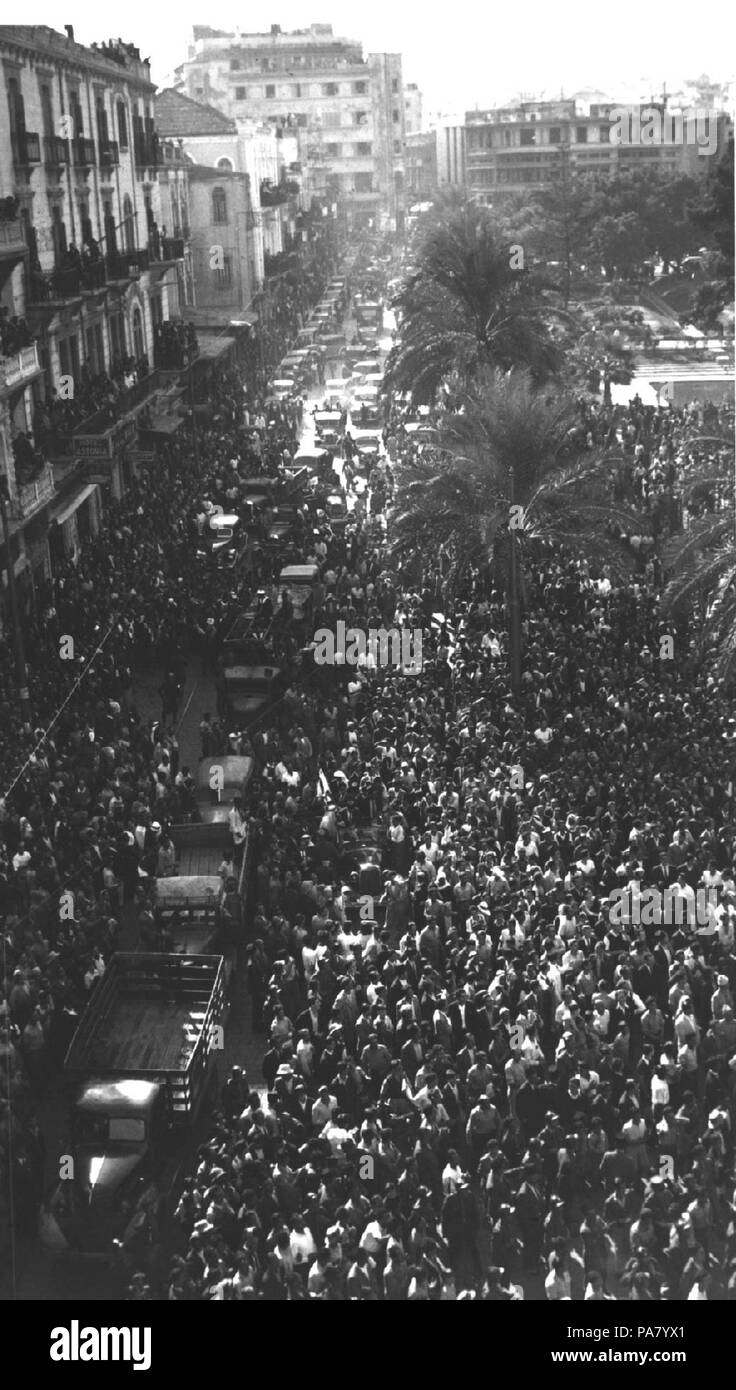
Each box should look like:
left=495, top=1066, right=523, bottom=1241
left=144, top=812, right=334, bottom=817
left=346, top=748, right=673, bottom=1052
left=464, top=98, right=732, bottom=203
left=403, top=83, right=423, bottom=135
left=0, top=25, right=189, bottom=610
left=176, top=23, right=406, bottom=231
left=434, top=119, right=467, bottom=188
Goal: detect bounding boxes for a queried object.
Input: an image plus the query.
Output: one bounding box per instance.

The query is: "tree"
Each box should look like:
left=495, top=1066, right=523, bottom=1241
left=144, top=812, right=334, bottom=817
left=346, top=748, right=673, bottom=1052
left=662, top=430, right=736, bottom=682
left=390, top=370, right=643, bottom=689
left=385, top=194, right=563, bottom=405
left=692, top=138, right=735, bottom=326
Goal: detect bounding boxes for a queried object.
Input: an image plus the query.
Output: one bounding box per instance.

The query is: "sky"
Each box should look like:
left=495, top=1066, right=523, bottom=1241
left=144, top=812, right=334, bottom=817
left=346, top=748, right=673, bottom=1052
left=18, top=1, right=735, bottom=119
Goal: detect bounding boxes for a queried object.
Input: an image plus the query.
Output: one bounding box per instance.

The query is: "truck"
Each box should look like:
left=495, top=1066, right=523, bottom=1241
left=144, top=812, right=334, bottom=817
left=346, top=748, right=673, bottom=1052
left=58, top=952, right=226, bottom=1251
left=155, top=756, right=255, bottom=973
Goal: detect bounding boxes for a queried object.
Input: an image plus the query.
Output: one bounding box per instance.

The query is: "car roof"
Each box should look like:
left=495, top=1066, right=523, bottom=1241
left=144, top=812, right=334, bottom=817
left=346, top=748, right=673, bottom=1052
left=196, top=755, right=254, bottom=788
left=280, top=564, right=319, bottom=580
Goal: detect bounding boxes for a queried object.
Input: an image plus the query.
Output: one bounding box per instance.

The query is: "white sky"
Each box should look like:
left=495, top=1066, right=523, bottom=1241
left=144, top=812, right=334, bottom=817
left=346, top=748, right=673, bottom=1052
left=18, top=2, right=735, bottom=118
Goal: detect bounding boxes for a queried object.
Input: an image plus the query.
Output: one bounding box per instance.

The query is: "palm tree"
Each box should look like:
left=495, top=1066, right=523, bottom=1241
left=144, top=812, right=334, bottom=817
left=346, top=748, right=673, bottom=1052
left=385, top=195, right=564, bottom=406
left=662, top=432, right=736, bottom=681
left=390, top=370, right=645, bottom=690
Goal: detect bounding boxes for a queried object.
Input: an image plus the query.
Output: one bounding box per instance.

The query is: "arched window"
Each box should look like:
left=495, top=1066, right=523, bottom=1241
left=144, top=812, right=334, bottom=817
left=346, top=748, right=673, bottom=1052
left=122, top=194, right=135, bottom=252
left=132, top=306, right=144, bottom=359
left=117, top=99, right=128, bottom=149
left=216, top=156, right=234, bottom=171
left=212, top=186, right=228, bottom=224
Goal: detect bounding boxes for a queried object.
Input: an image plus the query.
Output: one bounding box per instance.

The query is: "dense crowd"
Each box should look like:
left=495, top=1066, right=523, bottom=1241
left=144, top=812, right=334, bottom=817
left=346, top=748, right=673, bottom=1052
left=0, top=244, right=350, bottom=1271
left=1, top=233, right=735, bottom=1301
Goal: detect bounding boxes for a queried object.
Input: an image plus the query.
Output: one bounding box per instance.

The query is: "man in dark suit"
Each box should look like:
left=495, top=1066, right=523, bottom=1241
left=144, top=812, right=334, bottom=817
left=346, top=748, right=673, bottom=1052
left=400, top=1025, right=424, bottom=1083
left=441, top=1176, right=482, bottom=1284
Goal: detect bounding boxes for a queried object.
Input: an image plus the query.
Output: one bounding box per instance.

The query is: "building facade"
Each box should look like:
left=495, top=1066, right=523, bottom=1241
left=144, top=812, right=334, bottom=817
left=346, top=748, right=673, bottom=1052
left=435, top=121, right=467, bottom=188
left=176, top=23, right=406, bottom=231
left=155, top=87, right=291, bottom=291
left=0, top=24, right=188, bottom=614
left=464, top=98, right=732, bottom=203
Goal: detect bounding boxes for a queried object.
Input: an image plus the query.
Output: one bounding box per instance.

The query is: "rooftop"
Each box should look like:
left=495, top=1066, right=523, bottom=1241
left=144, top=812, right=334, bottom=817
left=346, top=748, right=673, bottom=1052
left=155, top=88, right=237, bottom=138
left=0, top=25, right=154, bottom=88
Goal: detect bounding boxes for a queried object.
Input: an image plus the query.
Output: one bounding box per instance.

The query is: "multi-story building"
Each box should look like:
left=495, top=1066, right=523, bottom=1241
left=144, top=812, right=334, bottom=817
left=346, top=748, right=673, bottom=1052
left=403, top=83, right=423, bottom=136
left=0, top=25, right=189, bottom=607
left=435, top=120, right=467, bottom=188
left=186, top=164, right=258, bottom=323
left=155, top=88, right=287, bottom=291
left=464, top=98, right=732, bottom=203
left=176, top=23, right=406, bottom=231
left=405, top=132, right=437, bottom=202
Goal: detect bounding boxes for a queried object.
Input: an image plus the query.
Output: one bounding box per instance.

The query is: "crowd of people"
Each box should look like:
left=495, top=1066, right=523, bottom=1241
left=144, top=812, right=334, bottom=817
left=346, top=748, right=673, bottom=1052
left=1, top=228, right=735, bottom=1302
left=0, top=239, right=353, bottom=1276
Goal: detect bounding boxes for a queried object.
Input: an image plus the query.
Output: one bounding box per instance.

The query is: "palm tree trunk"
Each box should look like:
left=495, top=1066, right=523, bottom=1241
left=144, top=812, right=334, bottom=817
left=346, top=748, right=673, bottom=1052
left=509, top=465, right=522, bottom=695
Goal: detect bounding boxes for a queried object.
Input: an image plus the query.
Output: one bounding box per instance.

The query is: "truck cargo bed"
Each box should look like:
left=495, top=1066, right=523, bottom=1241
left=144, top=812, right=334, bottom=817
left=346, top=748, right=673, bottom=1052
left=65, top=954, right=225, bottom=1094
left=83, top=997, right=200, bottom=1072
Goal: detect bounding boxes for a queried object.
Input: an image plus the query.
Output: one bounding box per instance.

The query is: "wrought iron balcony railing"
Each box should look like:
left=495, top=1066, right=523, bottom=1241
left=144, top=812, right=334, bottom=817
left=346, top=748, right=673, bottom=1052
left=11, top=131, right=41, bottom=165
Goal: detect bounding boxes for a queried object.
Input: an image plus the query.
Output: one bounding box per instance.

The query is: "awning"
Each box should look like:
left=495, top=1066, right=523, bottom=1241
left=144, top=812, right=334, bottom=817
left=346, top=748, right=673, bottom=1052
left=51, top=483, right=98, bottom=528
left=140, top=414, right=185, bottom=436
left=195, top=334, right=236, bottom=362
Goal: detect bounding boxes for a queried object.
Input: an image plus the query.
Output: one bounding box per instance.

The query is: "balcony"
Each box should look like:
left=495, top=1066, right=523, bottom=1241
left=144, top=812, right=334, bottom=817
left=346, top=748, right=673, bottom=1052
left=11, top=131, right=41, bottom=166
left=11, top=463, right=56, bottom=521
left=134, top=134, right=159, bottom=169
left=27, top=260, right=106, bottom=305
left=160, top=236, right=185, bottom=261
left=260, top=180, right=291, bottom=208
left=99, top=140, right=119, bottom=169
left=44, top=135, right=70, bottom=168
left=0, top=343, right=41, bottom=395
left=107, top=248, right=150, bottom=279
left=0, top=217, right=26, bottom=265
left=73, top=137, right=97, bottom=169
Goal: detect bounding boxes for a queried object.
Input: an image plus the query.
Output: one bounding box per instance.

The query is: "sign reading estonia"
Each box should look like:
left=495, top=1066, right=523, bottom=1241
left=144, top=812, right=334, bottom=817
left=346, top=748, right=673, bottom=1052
left=73, top=416, right=139, bottom=460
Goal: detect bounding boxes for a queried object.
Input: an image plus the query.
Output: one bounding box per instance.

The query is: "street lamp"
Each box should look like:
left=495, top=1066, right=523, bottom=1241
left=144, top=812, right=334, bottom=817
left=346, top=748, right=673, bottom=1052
left=0, top=476, right=31, bottom=721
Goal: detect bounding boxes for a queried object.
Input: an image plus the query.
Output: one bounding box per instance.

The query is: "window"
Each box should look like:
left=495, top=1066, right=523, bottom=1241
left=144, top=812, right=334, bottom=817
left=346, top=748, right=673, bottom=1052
left=265, top=85, right=275, bottom=98
left=132, top=307, right=144, bottom=359
left=117, top=100, right=128, bottom=148
left=353, top=81, right=367, bottom=95
left=235, top=87, right=246, bottom=101
left=296, top=114, right=308, bottom=128
left=548, top=127, right=561, bottom=143
left=212, top=186, right=228, bottom=223
left=520, top=129, right=535, bottom=146
left=229, top=59, right=240, bottom=71
left=354, top=172, right=373, bottom=192
left=216, top=157, right=234, bottom=171
left=599, top=124, right=610, bottom=143
left=326, top=143, right=340, bottom=158
left=576, top=125, right=588, bottom=143
left=40, top=84, right=54, bottom=139
left=353, top=111, right=368, bottom=126
left=392, top=109, right=400, bottom=123
left=356, top=141, right=372, bottom=156
left=393, top=140, right=402, bottom=154
left=292, top=84, right=301, bottom=98
left=122, top=194, right=135, bottom=252
left=392, top=78, right=399, bottom=92
left=215, top=254, right=232, bottom=286
left=323, top=83, right=338, bottom=97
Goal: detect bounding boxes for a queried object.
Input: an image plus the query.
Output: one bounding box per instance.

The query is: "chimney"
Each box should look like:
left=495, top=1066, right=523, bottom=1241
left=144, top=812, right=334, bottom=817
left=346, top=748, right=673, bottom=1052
left=65, top=24, right=74, bottom=41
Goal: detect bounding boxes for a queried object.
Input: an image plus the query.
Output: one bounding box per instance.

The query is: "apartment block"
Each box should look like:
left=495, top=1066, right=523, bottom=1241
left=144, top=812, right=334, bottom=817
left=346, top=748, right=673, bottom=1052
left=176, top=23, right=406, bottom=231
left=0, top=24, right=190, bottom=606
left=464, top=98, right=732, bottom=202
